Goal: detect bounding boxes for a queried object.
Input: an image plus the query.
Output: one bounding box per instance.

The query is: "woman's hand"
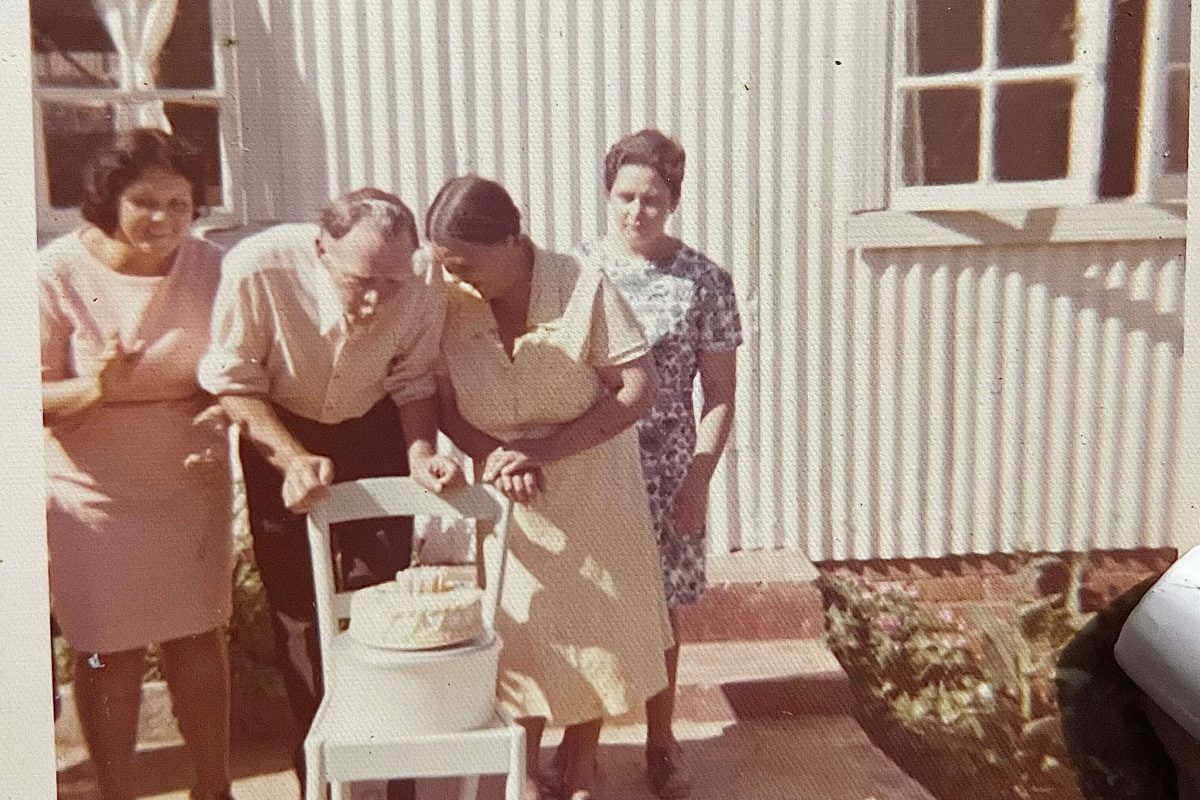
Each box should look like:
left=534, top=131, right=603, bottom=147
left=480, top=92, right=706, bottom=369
left=671, top=470, right=710, bottom=537
left=94, top=335, right=144, bottom=401
left=482, top=445, right=547, bottom=503
left=480, top=442, right=546, bottom=482
left=490, top=466, right=546, bottom=504
left=183, top=403, right=230, bottom=472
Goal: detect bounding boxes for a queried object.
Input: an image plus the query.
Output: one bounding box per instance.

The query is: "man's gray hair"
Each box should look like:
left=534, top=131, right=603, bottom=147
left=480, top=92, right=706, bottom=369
left=319, top=187, right=418, bottom=243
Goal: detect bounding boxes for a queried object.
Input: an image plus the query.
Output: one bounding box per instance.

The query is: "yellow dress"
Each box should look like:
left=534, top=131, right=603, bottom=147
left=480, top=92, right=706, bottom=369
left=440, top=246, right=674, bottom=725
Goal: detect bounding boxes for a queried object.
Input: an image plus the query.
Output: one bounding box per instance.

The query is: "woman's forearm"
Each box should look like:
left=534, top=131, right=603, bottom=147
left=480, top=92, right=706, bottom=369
left=524, top=357, right=657, bottom=464
left=42, top=376, right=102, bottom=425
left=689, top=398, right=735, bottom=483
left=688, top=348, right=738, bottom=483
left=437, top=391, right=503, bottom=461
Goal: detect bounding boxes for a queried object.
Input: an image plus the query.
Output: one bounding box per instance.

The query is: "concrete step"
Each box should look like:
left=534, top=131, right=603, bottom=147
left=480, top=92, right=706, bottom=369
left=675, top=578, right=826, bottom=643
left=54, top=642, right=835, bottom=762
left=55, top=638, right=935, bottom=800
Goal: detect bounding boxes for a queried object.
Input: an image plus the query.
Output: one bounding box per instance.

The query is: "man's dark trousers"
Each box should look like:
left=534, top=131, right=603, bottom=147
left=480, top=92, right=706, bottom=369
left=240, top=397, right=415, bottom=800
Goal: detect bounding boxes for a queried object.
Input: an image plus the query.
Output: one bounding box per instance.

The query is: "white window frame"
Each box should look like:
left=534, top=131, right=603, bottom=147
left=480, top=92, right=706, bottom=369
left=31, top=0, right=244, bottom=239
left=1139, top=0, right=1190, bottom=202
left=888, top=0, right=1112, bottom=211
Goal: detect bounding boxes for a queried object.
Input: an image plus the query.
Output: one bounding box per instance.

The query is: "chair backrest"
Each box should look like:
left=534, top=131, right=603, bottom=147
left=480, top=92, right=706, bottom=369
left=305, top=477, right=512, bottom=668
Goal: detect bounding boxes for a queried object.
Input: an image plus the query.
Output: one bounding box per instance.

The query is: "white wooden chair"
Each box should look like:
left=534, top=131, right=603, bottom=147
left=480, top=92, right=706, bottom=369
left=303, top=477, right=525, bottom=800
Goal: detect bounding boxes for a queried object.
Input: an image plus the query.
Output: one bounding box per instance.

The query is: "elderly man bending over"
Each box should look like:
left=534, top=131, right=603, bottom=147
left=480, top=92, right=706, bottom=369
left=198, top=188, right=460, bottom=799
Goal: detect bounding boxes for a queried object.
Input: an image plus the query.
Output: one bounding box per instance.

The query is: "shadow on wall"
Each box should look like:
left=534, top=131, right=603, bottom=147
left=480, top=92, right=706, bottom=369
left=841, top=237, right=1185, bottom=561
left=227, top=0, right=329, bottom=225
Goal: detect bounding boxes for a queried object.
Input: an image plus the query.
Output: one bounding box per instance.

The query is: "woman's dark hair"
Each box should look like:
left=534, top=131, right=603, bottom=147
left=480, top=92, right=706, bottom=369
left=603, top=129, right=687, bottom=205
left=81, top=128, right=207, bottom=235
left=425, top=176, right=521, bottom=246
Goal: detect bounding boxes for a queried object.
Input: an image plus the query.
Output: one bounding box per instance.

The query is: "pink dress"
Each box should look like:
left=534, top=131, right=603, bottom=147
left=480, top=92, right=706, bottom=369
left=40, top=232, right=232, bottom=654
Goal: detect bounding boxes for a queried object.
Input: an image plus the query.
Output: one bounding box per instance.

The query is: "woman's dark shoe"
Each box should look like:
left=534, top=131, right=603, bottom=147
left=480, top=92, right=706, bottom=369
left=646, top=742, right=692, bottom=799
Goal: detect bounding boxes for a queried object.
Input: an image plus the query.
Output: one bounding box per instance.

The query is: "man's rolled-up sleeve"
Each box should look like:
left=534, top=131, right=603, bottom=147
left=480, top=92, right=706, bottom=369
left=384, top=276, right=446, bottom=408
left=197, top=255, right=272, bottom=397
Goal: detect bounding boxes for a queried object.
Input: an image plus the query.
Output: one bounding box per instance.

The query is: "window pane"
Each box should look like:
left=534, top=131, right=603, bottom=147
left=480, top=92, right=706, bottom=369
left=1165, top=68, right=1189, bottom=174
left=31, top=0, right=117, bottom=88
left=902, top=88, right=981, bottom=186
left=998, top=0, right=1076, bottom=67
left=41, top=102, right=115, bottom=208
left=906, top=0, right=983, bottom=75
left=157, top=0, right=215, bottom=90
left=1099, top=0, right=1145, bottom=198
left=31, top=0, right=214, bottom=91
left=164, top=103, right=223, bottom=207
left=994, top=81, right=1073, bottom=182
left=1169, top=0, right=1190, bottom=64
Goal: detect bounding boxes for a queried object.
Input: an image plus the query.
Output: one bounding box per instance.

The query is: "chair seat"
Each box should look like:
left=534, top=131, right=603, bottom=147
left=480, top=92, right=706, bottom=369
left=312, top=709, right=519, bottom=782
left=301, top=479, right=522, bottom=798
left=308, top=633, right=519, bottom=782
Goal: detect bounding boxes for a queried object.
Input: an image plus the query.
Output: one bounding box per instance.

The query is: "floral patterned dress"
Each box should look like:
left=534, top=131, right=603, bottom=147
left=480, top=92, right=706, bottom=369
left=577, top=239, right=743, bottom=607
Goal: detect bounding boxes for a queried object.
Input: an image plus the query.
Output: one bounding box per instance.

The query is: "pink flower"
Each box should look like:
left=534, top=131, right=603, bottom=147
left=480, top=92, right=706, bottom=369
left=877, top=614, right=903, bottom=634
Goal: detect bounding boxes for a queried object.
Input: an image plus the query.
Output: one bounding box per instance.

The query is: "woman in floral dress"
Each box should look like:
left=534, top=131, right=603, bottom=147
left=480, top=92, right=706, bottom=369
left=575, top=129, right=743, bottom=800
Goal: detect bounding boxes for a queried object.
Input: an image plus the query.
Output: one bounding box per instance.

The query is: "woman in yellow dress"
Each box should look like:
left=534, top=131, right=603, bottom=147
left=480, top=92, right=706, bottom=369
left=427, top=176, right=674, bottom=800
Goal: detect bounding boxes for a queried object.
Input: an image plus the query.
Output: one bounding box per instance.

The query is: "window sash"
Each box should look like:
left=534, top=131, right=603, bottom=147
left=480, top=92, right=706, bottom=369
left=32, top=0, right=243, bottom=238
left=889, top=0, right=1112, bottom=211
left=1140, top=0, right=1189, bottom=202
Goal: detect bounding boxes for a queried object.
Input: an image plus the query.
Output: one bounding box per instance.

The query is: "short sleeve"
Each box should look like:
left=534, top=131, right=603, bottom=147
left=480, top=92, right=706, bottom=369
left=697, top=266, right=743, bottom=352
left=38, top=272, right=72, bottom=381
left=587, top=272, right=650, bottom=368
left=196, top=251, right=272, bottom=396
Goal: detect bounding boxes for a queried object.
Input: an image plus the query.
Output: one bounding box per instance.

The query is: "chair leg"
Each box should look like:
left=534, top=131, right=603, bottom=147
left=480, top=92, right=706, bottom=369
left=304, top=739, right=325, bottom=800
left=505, top=725, right=527, bottom=800
left=458, top=775, right=480, bottom=800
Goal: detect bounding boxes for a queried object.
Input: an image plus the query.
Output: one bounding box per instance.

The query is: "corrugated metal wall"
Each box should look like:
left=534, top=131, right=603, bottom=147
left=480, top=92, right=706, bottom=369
left=828, top=240, right=1186, bottom=561
left=254, top=0, right=813, bottom=556
left=244, top=0, right=1186, bottom=560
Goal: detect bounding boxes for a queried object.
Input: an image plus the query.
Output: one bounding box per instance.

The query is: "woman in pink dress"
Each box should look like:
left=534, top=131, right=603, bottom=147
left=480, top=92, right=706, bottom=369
left=40, top=129, right=234, bottom=800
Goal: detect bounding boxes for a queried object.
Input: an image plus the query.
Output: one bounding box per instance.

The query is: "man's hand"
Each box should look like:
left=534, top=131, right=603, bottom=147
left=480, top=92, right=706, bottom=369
left=281, top=453, right=334, bottom=513
left=410, top=452, right=465, bottom=494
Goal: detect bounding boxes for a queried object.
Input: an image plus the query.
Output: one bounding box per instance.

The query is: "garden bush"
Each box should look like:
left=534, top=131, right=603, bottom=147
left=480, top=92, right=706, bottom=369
left=818, top=557, right=1175, bottom=800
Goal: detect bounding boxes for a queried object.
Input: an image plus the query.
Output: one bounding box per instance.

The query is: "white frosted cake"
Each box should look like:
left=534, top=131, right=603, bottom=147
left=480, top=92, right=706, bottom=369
left=349, top=567, right=485, bottom=650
